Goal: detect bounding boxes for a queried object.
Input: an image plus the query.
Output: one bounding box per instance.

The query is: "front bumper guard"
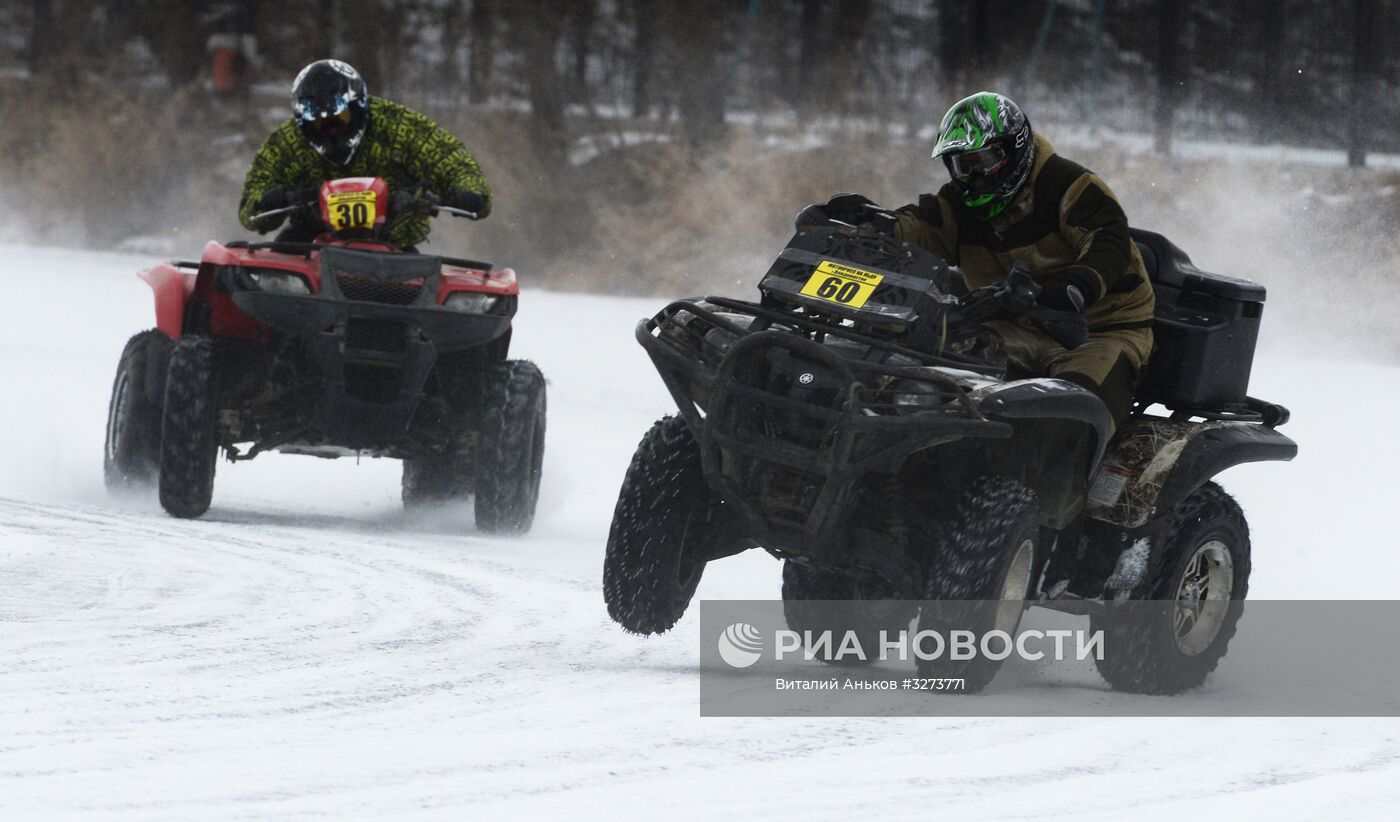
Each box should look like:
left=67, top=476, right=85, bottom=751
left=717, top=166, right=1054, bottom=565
left=637, top=298, right=1013, bottom=560
left=231, top=247, right=512, bottom=447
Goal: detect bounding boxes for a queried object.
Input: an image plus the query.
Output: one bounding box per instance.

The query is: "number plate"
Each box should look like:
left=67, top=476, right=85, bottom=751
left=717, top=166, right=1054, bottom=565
left=798, top=260, right=884, bottom=308
left=325, top=190, right=378, bottom=231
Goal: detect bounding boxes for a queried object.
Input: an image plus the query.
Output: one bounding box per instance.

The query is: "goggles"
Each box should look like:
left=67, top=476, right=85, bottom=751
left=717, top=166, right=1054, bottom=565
left=295, top=96, right=354, bottom=136
left=949, top=144, right=1009, bottom=186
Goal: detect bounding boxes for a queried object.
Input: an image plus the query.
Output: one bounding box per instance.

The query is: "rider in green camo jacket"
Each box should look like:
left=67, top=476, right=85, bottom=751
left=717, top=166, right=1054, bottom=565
left=238, top=59, right=491, bottom=249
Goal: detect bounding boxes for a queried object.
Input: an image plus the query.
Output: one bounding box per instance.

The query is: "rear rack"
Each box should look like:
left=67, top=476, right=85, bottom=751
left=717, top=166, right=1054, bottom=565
left=1146, top=396, right=1291, bottom=427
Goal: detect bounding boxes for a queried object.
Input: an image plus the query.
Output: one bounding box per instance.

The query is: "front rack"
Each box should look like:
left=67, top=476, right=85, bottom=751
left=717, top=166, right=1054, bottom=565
left=222, top=240, right=493, bottom=272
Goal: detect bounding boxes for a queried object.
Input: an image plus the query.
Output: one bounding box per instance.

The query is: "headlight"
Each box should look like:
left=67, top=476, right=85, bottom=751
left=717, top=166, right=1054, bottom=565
left=891, top=379, right=943, bottom=414
left=443, top=292, right=498, bottom=314
left=248, top=270, right=311, bottom=295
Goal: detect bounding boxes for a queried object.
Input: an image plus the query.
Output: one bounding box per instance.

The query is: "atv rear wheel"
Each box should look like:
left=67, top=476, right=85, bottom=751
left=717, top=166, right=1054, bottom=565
left=158, top=336, right=219, bottom=519
left=474, top=360, right=547, bottom=534
left=782, top=563, right=916, bottom=666
left=104, top=330, right=169, bottom=491
left=916, top=477, right=1039, bottom=693
left=604, top=416, right=712, bottom=635
left=1093, top=482, right=1250, bottom=695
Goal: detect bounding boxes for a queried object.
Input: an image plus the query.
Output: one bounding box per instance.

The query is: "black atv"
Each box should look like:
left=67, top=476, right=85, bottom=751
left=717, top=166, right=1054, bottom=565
left=603, top=222, right=1295, bottom=694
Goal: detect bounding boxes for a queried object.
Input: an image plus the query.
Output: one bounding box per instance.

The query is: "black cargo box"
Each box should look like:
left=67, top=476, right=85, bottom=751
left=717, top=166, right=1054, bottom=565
left=1131, top=228, right=1265, bottom=412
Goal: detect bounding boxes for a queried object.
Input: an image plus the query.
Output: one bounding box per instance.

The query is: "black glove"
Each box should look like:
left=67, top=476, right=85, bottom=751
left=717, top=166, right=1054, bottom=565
left=794, top=193, right=896, bottom=234
left=255, top=186, right=317, bottom=212
left=252, top=187, right=318, bottom=232
left=255, top=187, right=288, bottom=212
left=1025, top=304, right=1090, bottom=349
left=1001, top=263, right=1090, bottom=349
left=390, top=187, right=440, bottom=219
left=443, top=190, right=487, bottom=217
left=1038, top=268, right=1099, bottom=313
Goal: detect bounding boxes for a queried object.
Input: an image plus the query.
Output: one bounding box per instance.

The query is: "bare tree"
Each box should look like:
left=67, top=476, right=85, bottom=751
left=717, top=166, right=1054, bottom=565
left=570, top=0, right=596, bottom=101
left=342, top=0, right=385, bottom=88
left=28, top=0, right=55, bottom=77
left=632, top=0, right=657, bottom=117
left=1255, top=0, right=1285, bottom=141
left=1154, top=0, right=1185, bottom=155
left=1348, top=0, right=1378, bottom=167
left=506, top=0, right=568, bottom=164
left=137, top=0, right=207, bottom=87
left=667, top=2, right=729, bottom=147
left=795, top=0, right=824, bottom=112
left=469, top=0, right=495, bottom=103
left=935, top=0, right=967, bottom=89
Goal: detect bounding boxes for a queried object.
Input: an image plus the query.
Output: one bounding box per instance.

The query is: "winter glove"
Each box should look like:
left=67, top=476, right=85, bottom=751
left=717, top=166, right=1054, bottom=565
left=1038, top=268, right=1100, bottom=313
left=1024, top=304, right=1090, bottom=349
left=252, top=186, right=317, bottom=232
left=443, top=190, right=487, bottom=218
left=390, top=186, right=440, bottom=220
left=1002, top=263, right=1090, bottom=349
left=255, top=187, right=287, bottom=214
left=255, top=186, right=317, bottom=212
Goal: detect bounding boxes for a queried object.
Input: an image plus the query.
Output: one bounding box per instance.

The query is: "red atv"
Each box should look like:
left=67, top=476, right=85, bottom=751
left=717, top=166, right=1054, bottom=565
left=103, top=177, right=546, bottom=532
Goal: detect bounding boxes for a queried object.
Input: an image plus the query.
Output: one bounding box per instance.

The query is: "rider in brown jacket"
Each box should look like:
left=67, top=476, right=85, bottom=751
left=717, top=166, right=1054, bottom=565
left=817, top=92, right=1153, bottom=431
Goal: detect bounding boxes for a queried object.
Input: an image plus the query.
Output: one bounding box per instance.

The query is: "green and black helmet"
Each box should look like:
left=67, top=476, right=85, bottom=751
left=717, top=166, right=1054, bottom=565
left=932, top=92, right=1035, bottom=220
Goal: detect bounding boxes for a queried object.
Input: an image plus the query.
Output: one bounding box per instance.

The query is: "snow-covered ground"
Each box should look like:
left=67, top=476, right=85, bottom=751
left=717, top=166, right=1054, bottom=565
left=1, top=245, right=1397, bottom=819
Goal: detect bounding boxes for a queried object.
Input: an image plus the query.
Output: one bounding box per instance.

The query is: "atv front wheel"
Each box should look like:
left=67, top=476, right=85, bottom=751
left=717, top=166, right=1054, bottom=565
left=104, top=330, right=170, bottom=491
left=782, top=563, right=916, bottom=666
left=474, top=360, right=547, bottom=534
left=1093, top=482, right=1250, bottom=695
left=158, top=336, right=219, bottom=519
left=916, top=477, right=1039, bottom=693
left=604, top=416, right=712, bottom=635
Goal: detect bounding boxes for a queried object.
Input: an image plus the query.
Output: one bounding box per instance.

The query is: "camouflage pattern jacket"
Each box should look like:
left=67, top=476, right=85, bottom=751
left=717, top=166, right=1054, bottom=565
left=238, top=98, right=491, bottom=249
left=894, top=134, right=1154, bottom=332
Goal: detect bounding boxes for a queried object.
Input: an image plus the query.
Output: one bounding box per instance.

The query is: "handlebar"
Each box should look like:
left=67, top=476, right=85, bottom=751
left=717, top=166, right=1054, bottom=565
left=247, top=190, right=481, bottom=232
left=247, top=204, right=304, bottom=223
left=435, top=205, right=480, bottom=220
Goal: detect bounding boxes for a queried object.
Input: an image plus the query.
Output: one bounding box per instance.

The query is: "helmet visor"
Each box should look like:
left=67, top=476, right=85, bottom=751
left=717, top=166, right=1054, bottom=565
left=949, top=144, right=1009, bottom=191
left=298, top=104, right=354, bottom=140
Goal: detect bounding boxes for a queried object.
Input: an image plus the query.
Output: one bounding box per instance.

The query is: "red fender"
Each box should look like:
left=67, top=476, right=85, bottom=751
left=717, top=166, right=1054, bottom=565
left=138, top=263, right=196, bottom=341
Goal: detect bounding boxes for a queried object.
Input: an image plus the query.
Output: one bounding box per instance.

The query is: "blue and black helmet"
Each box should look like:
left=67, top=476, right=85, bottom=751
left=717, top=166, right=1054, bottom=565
left=291, top=59, right=370, bottom=166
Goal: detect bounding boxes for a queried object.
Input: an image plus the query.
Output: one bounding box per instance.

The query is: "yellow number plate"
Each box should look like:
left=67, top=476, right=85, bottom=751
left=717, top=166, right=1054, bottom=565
left=798, top=260, right=884, bottom=308
left=325, top=190, right=378, bottom=230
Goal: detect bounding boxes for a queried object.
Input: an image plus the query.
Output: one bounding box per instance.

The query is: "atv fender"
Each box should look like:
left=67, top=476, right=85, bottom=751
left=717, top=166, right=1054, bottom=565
left=976, top=378, right=1114, bottom=468
left=139, top=263, right=196, bottom=341
left=1087, top=420, right=1297, bottom=528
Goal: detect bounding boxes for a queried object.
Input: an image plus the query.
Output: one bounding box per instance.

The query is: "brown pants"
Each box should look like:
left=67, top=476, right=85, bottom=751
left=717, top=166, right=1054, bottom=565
left=985, top=318, right=1154, bottom=434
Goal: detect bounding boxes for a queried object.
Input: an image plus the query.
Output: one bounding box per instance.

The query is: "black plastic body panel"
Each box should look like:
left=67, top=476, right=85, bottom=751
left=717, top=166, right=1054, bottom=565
left=231, top=268, right=512, bottom=449
left=1154, top=422, right=1298, bottom=514
left=635, top=303, right=1014, bottom=569
left=1132, top=228, right=1265, bottom=411
left=757, top=227, right=959, bottom=330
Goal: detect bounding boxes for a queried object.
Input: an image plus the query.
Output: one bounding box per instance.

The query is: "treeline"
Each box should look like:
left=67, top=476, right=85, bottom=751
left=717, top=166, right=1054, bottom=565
left=6, top=1, right=1397, bottom=158
left=0, top=1, right=1396, bottom=296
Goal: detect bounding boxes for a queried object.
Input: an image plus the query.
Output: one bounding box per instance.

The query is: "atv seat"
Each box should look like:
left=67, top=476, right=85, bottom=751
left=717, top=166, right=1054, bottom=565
left=1130, top=228, right=1265, bottom=413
